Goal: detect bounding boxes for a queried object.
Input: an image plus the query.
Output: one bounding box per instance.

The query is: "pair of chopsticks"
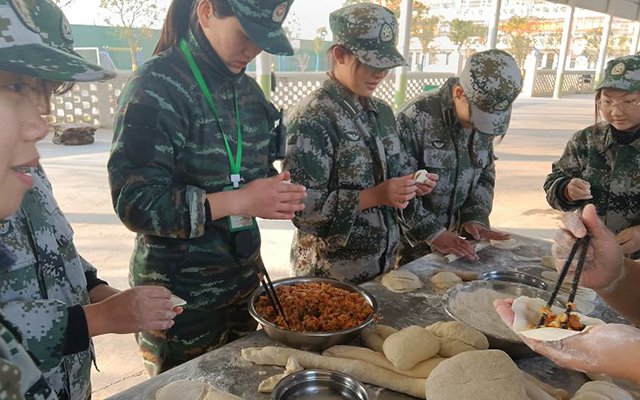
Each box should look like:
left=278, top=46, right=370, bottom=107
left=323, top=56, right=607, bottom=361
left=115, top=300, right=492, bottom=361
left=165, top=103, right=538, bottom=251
left=255, top=263, right=290, bottom=328
left=537, top=236, right=591, bottom=329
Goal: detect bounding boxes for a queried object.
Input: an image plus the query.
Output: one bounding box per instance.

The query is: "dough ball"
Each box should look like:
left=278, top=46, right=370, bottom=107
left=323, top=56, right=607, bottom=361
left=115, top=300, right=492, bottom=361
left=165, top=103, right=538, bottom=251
left=381, top=269, right=423, bottom=293
left=431, top=272, right=462, bottom=293
left=426, top=321, right=489, bottom=357
left=383, top=326, right=440, bottom=370
left=155, top=379, right=241, bottom=400
left=425, top=350, right=527, bottom=400
left=490, top=238, right=520, bottom=250
left=414, top=169, right=429, bottom=184
left=541, top=255, right=555, bottom=269
left=572, top=381, right=634, bottom=400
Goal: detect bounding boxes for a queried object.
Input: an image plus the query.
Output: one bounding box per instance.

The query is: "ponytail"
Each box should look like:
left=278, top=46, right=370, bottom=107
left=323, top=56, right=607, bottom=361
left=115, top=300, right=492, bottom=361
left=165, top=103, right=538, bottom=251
left=154, top=0, right=196, bottom=55
left=154, top=0, right=235, bottom=55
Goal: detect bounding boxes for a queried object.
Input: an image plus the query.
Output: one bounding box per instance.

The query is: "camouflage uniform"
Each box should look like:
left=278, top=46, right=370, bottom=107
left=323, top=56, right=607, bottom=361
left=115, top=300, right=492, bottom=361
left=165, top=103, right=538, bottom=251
left=0, top=167, right=99, bottom=400
left=396, top=50, right=522, bottom=264
left=545, top=56, right=640, bottom=237
left=283, top=4, right=430, bottom=284
left=0, top=244, right=56, bottom=400
left=108, top=0, right=294, bottom=376
left=0, top=1, right=113, bottom=397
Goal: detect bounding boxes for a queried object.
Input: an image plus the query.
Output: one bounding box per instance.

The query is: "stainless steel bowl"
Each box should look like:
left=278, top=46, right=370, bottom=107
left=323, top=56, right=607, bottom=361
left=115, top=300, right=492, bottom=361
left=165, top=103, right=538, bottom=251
left=443, top=280, right=559, bottom=358
left=479, top=270, right=548, bottom=291
left=273, top=369, right=369, bottom=400
left=248, top=277, right=378, bottom=352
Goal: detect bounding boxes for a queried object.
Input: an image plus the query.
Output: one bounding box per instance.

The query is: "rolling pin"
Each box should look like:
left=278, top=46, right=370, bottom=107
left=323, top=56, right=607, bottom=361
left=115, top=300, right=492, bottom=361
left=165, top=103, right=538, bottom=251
left=443, top=241, right=491, bottom=264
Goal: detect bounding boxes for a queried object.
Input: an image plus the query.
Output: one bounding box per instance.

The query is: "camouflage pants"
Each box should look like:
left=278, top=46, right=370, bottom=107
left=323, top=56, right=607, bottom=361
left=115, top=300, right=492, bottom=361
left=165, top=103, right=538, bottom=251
left=396, top=240, right=432, bottom=267
left=136, top=301, right=258, bottom=376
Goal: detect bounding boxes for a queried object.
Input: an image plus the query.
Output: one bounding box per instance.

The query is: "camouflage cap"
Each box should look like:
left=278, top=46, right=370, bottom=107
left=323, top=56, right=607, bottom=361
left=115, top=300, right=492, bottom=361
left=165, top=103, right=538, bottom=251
left=596, top=55, right=640, bottom=92
left=227, top=0, right=294, bottom=56
left=0, top=0, right=114, bottom=82
left=330, top=3, right=407, bottom=70
left=459, top=49, right=522, bottom=136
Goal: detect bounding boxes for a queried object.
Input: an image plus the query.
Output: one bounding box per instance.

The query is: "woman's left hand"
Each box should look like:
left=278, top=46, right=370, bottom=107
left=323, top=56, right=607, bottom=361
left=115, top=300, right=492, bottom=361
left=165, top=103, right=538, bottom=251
left=463, top=222, right=510, bottom=241
left=615, top=225, right=640, bottom=255
left=493, top=298, right=640, bottom=385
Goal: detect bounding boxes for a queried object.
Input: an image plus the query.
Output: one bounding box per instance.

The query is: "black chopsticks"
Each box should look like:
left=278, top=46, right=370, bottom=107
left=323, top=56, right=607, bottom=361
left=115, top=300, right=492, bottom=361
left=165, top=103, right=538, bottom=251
left=255, top=263, right=290, bottom=328
left=538, top=236, right=591, bottom=329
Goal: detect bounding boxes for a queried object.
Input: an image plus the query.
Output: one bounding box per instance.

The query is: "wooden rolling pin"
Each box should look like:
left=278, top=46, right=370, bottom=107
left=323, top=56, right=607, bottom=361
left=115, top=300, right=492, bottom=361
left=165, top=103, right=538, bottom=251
left=443, top=241, right=491, bottom=264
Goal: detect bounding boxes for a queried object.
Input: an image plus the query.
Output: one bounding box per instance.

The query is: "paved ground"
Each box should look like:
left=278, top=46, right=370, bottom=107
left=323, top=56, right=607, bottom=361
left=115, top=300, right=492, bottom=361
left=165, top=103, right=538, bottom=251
left=36, top=94, right=595, bottom=398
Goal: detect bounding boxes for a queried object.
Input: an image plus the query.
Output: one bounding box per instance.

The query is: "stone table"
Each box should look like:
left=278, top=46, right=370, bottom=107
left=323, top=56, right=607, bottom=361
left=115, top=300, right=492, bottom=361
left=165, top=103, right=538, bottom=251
left=108, top=234, right=631, bottom=400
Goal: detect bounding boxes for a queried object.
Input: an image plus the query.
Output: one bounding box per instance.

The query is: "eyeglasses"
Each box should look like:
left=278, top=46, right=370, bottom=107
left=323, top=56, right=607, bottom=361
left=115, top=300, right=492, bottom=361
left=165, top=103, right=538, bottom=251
left=597, top=98, right=640, bottom=113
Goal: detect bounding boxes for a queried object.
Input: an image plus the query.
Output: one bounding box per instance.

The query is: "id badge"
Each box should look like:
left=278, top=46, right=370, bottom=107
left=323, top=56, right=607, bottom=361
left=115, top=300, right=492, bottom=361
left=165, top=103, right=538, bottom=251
left=223, top=185, right=257, bottom=232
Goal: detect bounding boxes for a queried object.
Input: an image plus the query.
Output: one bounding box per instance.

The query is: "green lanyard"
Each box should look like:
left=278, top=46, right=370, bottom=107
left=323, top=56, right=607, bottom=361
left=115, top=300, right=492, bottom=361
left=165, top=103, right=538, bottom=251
left=179, top=39, right=243, bottom=188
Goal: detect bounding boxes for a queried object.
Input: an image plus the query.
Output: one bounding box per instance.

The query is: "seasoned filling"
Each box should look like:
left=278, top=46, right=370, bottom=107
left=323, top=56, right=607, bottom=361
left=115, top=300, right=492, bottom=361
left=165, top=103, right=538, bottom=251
left=255, top=282, right=374, bottom=332
left=539, top=303, right=585, bottom=331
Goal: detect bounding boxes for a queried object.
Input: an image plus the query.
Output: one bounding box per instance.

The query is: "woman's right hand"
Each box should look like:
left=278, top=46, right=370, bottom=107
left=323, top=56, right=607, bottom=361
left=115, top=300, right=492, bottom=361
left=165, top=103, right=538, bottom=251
left=374, top=174, right=417, bottom=209
left=564, top=178, right=592, bottom=201
left=237, top=171, right=306, bottom=219
left=84, top=286, right=181, bottom=336
left=430, top=231, right=478, bottom=261
left=552, top=204, right=624, bottom=291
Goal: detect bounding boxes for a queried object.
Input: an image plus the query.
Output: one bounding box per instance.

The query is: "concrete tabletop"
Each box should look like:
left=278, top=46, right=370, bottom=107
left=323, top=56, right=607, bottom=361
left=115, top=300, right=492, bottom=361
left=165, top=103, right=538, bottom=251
left=107, top=234, right=629, bottom=400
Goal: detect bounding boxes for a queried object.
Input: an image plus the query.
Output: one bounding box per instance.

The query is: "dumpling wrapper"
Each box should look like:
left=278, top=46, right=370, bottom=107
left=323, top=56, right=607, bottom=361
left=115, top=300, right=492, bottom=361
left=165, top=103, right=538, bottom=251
left=380, top=269, right=423, bottom=293
left=413, top=169, right=429, bottom=184
left=511, top=296, right=605, bottom=341
left=171, top=294, right=187, bottom=307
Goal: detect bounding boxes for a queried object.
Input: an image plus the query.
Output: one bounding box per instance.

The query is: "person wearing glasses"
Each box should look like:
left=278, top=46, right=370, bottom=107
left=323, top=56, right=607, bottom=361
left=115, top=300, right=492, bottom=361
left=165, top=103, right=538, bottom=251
left=395, top=50, right=522, bottom=264
left=283, top=3, right=438, bottom=284
left=108, top=0, right=307, bottom=376
left=545, top=55, right=640, bottom=258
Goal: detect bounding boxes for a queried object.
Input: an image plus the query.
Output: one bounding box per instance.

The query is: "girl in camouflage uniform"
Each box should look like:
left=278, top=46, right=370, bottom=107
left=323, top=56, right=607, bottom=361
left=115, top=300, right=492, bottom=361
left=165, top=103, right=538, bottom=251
left=545, top=55, right=640, bottom=257
left=108, top=0, right=306, bottom=375
left=1, top=1, right=181, bottom=398
left=284, top=3, right=437, bottom=284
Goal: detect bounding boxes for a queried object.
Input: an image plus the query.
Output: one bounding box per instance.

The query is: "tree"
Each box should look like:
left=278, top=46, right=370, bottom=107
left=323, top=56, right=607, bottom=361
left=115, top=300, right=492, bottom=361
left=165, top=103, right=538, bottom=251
left=447, top=19, right=485, bottom=72
left=500, top=15, right=539, bottom=69
left=582, top=27, right=630, bottom=69
left=51, top=0, right=75, bottom=8
left=99, top=0, right=164, bottom=70
left=314, top=27, right=328, bottom=71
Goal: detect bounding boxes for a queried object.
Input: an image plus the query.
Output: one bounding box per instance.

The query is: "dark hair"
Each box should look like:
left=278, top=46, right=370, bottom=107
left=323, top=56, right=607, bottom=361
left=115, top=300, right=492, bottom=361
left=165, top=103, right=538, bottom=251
left=154, top=0, right=234, bottom=55
left=327, top=44, right=366, bottom=75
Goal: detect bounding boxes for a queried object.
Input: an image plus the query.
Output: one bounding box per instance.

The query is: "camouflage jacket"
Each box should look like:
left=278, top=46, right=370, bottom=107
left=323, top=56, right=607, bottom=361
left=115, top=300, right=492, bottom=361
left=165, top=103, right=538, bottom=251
left=108, top=27, right=282, bottom=307
left=283, top=77, right=430, bottom=284
left=544, top=122, right=640, bottom=235
left=0, top=243, right=57, bottom=400
left=397, top=78, right=496, bottom=241
left=0, top=166, right=93, bottom=400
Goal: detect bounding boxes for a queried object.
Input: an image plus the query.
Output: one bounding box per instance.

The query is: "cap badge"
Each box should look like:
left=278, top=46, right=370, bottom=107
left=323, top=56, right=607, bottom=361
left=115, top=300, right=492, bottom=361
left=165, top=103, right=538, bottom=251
left=611, top=62, right=626, bottom=76
left=61, top=15, right=73, bottom=44
left=380, top=22, right=393, bottom=42
left=9, top=0, right=38, bottom=33
left=272, top=2, right=288, bottom=23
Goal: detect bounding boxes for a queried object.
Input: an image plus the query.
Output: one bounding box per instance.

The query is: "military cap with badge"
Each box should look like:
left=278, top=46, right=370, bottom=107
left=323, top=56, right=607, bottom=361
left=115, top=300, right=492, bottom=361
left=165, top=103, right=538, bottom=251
left=0, top=0, right=114, bottom=82
left=459, top=49, right=523, bottom=136
left=596, top=55, right=640, bottom=92
left=227, top=0, right=294, bottom=56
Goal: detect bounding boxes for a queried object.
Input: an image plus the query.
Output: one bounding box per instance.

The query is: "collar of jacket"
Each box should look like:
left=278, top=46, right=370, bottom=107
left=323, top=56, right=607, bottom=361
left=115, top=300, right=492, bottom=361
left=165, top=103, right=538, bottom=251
left=184, top=24, right=243, bottom=85
left=322, top=74, right=380, bottom=117
left=0, top=240, right=16, bottom=273
left=608, top=123, right=640, bottom=149
left=439, top=77, right=461, bottom=128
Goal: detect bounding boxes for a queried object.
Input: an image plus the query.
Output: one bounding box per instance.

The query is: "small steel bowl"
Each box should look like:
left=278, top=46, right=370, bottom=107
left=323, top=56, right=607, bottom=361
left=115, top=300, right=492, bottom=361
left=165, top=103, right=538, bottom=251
left=443, top=280, right=560, bottom=358
left=273, top=369, right=369, bottom=400
left=248, top=277, right=378, bottom=352
left=479, top=270, right=548, bottom=291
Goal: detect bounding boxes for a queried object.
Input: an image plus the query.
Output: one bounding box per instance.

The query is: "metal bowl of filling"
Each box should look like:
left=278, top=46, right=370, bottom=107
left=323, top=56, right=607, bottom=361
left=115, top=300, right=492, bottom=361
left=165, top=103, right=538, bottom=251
left=273, top=369, right=369, bottom=400
left=443, top=280, right=559, bottom=358
left=248, top=277, right=378, bottom=352
left=479, top=270, right=548, bottom=291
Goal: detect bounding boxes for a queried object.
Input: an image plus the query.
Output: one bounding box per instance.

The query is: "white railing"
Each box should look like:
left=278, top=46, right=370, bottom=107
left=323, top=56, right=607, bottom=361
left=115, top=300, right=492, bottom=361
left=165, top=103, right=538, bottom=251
left=48, top=70, right=593, bottom=129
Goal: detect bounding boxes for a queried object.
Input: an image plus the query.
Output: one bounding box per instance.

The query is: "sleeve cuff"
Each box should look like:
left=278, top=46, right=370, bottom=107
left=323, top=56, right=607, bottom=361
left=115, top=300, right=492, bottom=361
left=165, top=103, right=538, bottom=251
left=63, top=305, right=90, bottom=355
left=84, top=270, right=108, bottom=293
